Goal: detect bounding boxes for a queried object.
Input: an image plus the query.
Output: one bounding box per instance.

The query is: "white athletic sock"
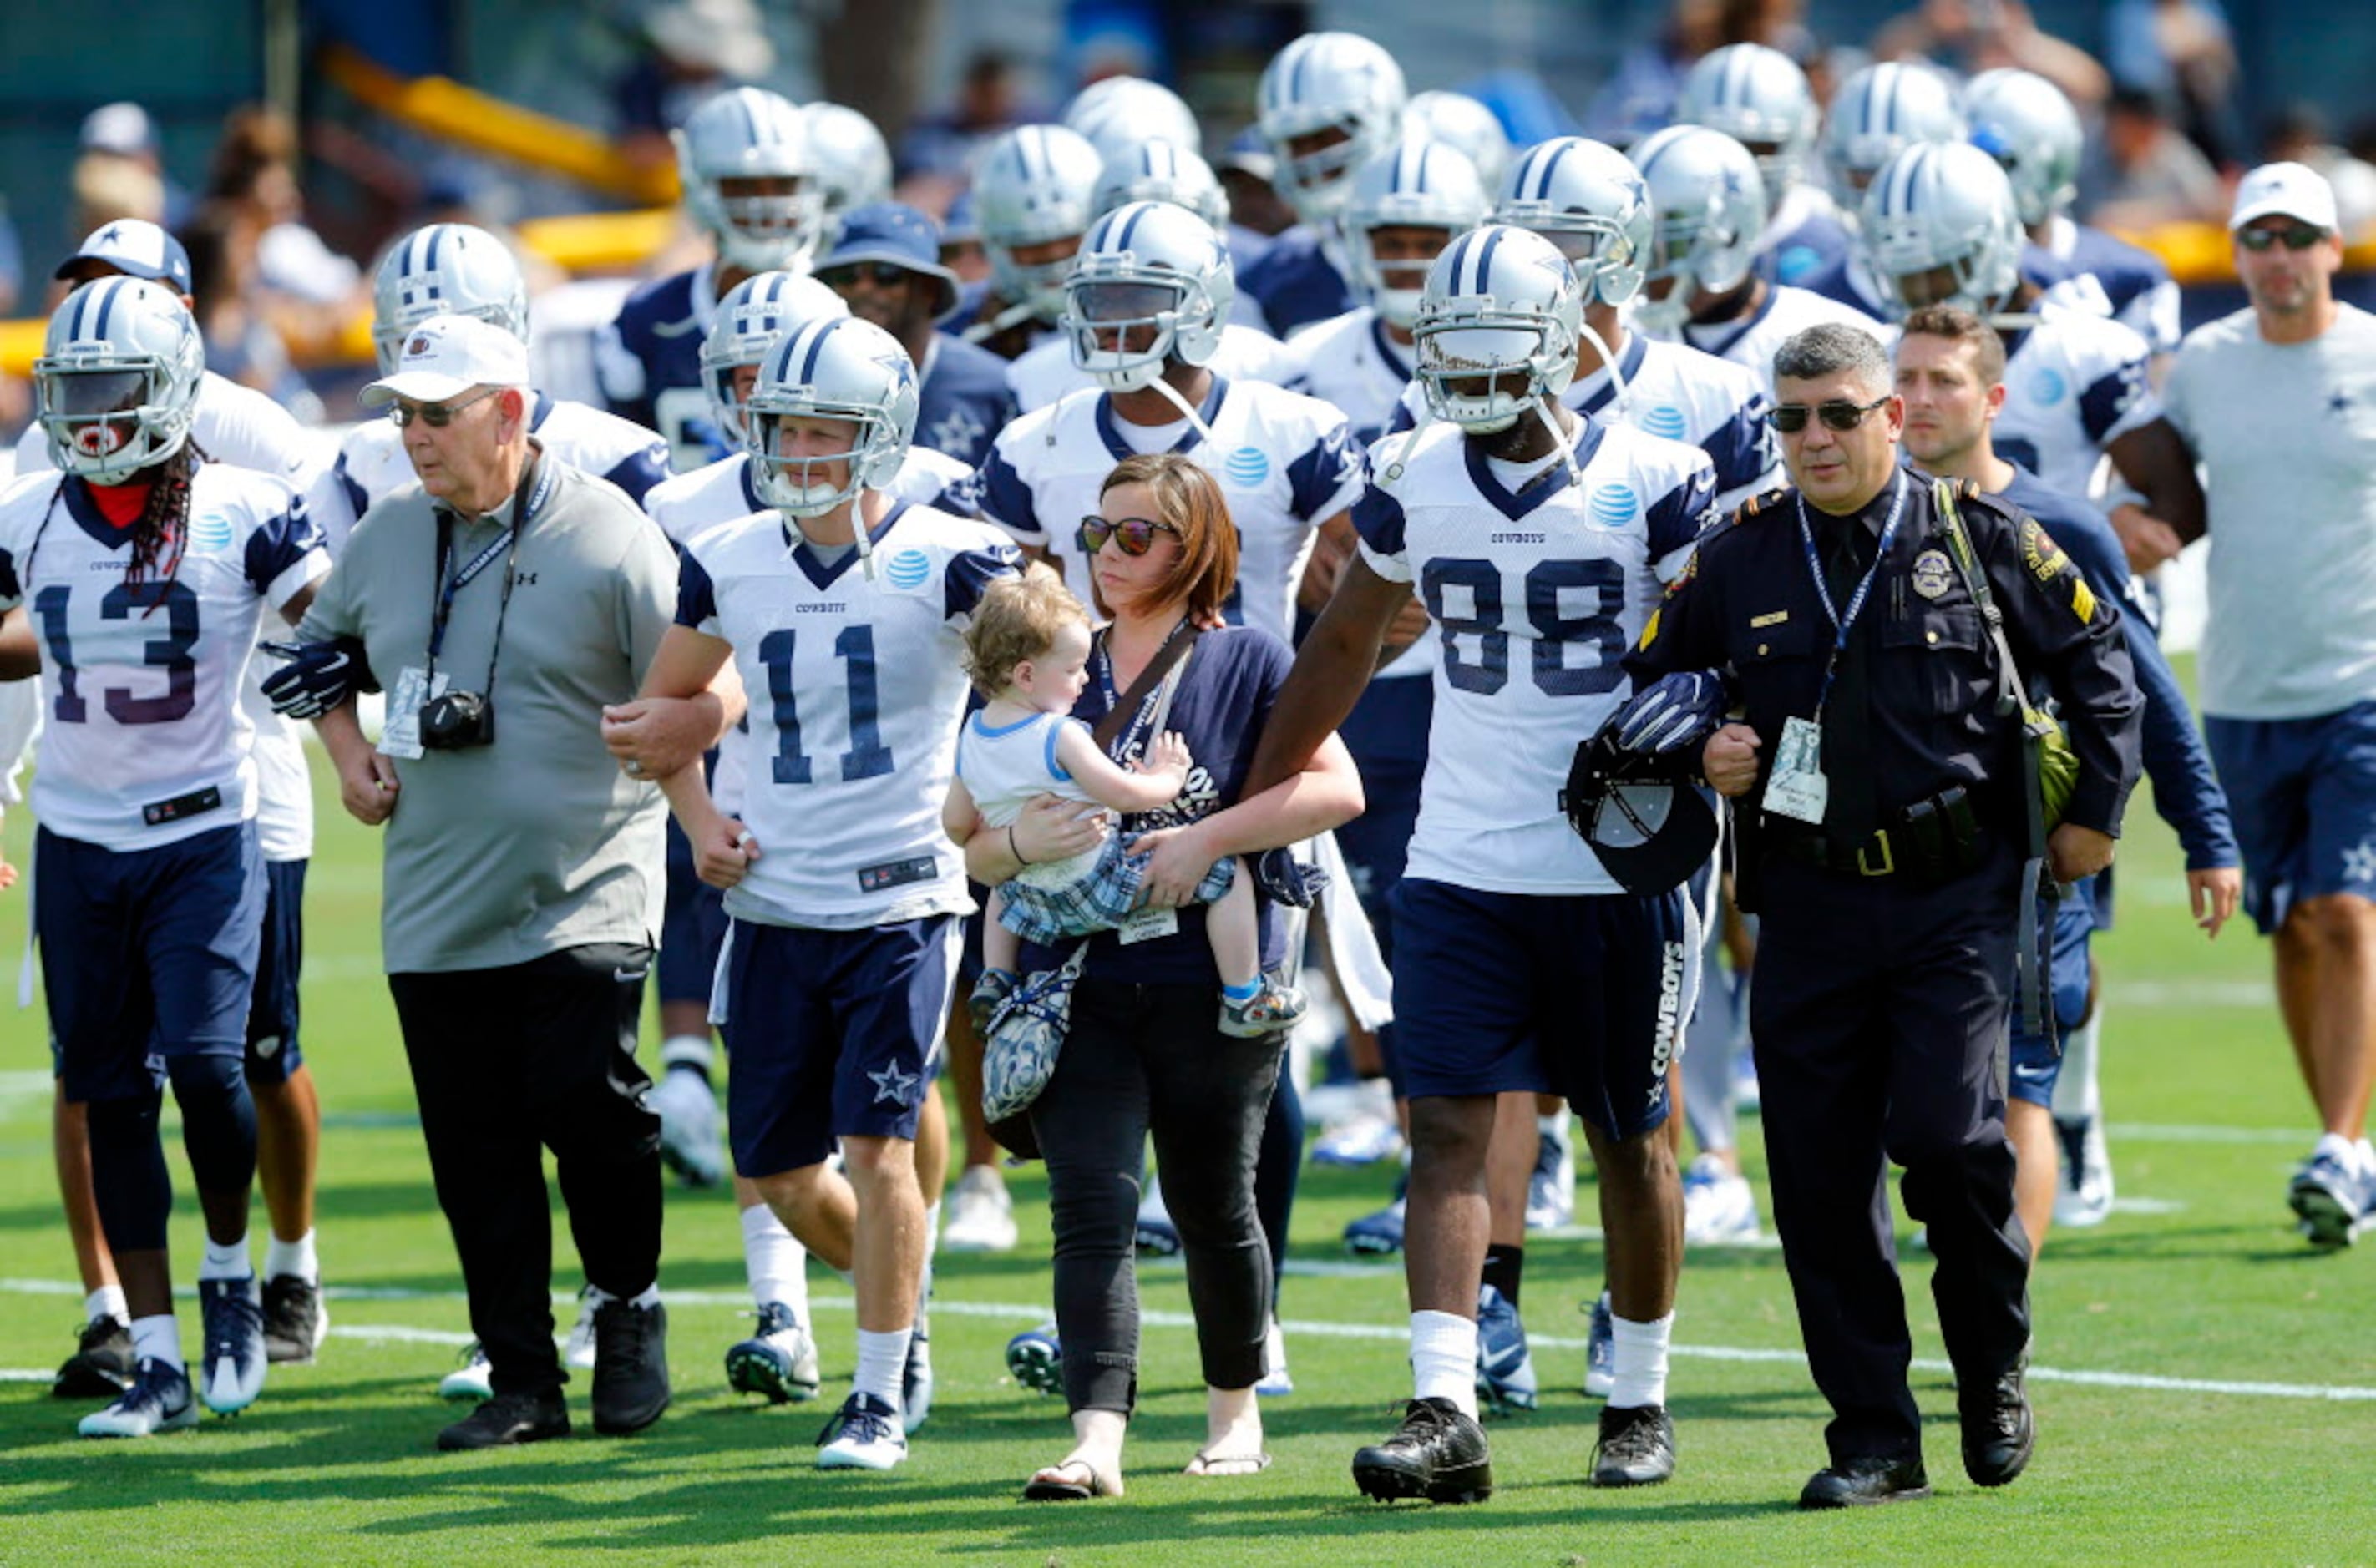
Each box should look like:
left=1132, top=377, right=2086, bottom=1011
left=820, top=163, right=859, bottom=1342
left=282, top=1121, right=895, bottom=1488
left=2357, top=1138, right=2376, bottom=1178
left=1608, top=1311, right=1674, bottom=1410
left=130, top=1313, right=183, bottom=1373
left=88, top=1285, right=129, bottom=1325
left=854, top=1328, right=912, bottom=1417
left=629, top=1284, right=662, bottom=1310
left=2314, top=1130, right=2357, bottom=1169
left=2049, top=1005, right=2103, bottom=1122
left=660, top=1033, right=715, bottom=1075
left=199, top=1234, right=250, bottom=1282
left=921, top=1202, right=940, bottom=1302
left=264, top=1228, right=318, bottom=1284
left=583, top=1284, right=617, bottom=1308
left=1409, top=1309, right=1480, bottom=1419
left=742, top=1203, right=810, bottom=1318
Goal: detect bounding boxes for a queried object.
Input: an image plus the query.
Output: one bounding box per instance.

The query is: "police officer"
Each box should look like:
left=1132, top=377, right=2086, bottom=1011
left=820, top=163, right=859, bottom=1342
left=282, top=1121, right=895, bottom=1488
left=1623, top=323, right=2143, bottom=1508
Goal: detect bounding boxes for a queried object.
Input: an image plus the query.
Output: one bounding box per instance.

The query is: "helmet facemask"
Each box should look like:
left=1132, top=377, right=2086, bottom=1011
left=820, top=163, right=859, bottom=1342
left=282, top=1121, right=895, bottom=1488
left=1064, top=276, right=1193, bottom=392
left=750, top=404, right=891, bottom=519
left=38, top=358, right=189, bottom=483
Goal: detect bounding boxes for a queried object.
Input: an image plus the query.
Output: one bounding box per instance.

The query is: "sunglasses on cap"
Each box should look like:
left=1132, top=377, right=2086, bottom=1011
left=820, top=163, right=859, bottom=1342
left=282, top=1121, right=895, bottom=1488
left=1765, top=394, right=1892, bottom=434
left=818, top=260, right=917, bottom=289
left=1077, top=515, right=1182, bottom=556
left=389, top=387, right=499, bottom=428
left=2236, top=223, right=2329, bottom=252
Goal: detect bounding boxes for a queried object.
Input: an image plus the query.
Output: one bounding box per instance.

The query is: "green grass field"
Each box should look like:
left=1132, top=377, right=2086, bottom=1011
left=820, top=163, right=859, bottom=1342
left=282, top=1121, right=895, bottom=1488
left=1, top=710, right=2371, bottom=1567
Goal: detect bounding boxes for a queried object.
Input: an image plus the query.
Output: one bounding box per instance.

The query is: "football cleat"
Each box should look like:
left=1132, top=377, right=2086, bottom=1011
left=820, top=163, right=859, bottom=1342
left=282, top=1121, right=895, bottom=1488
left=437, top=1388, right=569, bottom=1451
left=725, top=1301, right=822, bottom=1404
left=1134, top=1182, right=1183, bottom=1257
left=1352, top=1396, right=1494, bottom=1505
left=1311, top=1110, right=1404, bottom=1167
left=1256, top=1317, right=1294, bottom=1398
left=1526, top=1124, right=1575, bottom=1231
left=198, top=1276, right=266, bottom=1415
left=2289, top=1147, right=2373, bottom=1249
left=816, top=1391, right=908, bottom=1470
left=2053, top=1114, right=2115, bottom=1230
left=261, top=1275, right=328, bottom=1364
left=78, top=1358, right=197, bottom=1439
left=904, top=1308, right=935, bottom=1433
left=1590, top=1403, right=1677, bottom=1486
left=53, top=1314, right=135, bottom=1399
left=1682, top=1153, right=1761, bottom=1243
left=940, top=1165, right=1019, bottom=1254
left=1344, top=1195, right=1408, bottom=1257
left=652, top=1067, right=727, bottom=1189
left=439, top=1342, right=494, bottom=1402
left=1582, top=1290, right=1615, bottom=1399
left=1006, top=1323, right=1063, bottom=1395
left=1474, top=1284, right=1538, bottom=1413
left=565, top=1283, right=600, bottom=1371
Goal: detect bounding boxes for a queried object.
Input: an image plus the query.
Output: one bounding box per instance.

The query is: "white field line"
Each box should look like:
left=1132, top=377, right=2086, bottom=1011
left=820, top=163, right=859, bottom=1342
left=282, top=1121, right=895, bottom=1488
left=6, top=1279, right=2370, bottom=1404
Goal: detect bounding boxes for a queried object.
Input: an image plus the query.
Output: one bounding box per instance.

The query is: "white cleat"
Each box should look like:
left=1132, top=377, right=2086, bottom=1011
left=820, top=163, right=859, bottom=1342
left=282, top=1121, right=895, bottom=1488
left=940, top=1165, right=1018, bottom=1254
left=1682, top=1154, right=1762, bottom=1244
left=816, top=1392, right=908, bottom=1470
left=652, top=1065, right=727, bottom=1187
left=439, top=1343, right=494, bottom=1402
left=2054, top=1115, right=2115, bottom=1229
left=79, top=1358, right=198, bottom=1438
left=1256, top=1316, right=1294, bottom=1397
left=198, top=1276, right=267, bottom=1415
left=565, top=1283, right=600, bottom=1371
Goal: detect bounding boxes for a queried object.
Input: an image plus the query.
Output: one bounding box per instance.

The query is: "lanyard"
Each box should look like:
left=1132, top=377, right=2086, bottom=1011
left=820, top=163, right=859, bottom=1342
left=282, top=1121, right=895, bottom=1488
left=426, top=458, right=551, bottom=679
left=1092, top=617, right=1193, bottom=763
left=1796, top=470, right=1907, bottom=714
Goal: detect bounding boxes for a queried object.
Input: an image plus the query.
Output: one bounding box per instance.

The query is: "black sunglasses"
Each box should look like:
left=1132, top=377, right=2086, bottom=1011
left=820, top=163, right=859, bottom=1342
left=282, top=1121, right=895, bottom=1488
left=2237, top=223, right=2329, bottom=252
left=819, top=260, right=917, bottom=289
left=1077, top=515, right=1182, bottom=556
left=388, top=387, right=498, bottom=428
left=1766, top=394, right=1892, bottom=434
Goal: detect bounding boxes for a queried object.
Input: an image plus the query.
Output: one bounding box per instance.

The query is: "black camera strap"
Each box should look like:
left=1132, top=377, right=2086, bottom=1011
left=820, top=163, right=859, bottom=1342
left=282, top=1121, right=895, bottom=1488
left=425, top=454, right=551, bottom=699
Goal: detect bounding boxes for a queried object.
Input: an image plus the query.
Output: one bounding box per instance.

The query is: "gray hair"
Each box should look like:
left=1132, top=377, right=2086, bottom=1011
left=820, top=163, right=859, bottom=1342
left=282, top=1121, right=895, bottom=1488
left=1772, top=324, right=1892, bottom=398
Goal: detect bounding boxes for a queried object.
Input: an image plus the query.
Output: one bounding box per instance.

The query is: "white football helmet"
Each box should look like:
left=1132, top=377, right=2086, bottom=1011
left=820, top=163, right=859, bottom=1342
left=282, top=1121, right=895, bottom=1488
left=1402, top=91, right=1512, bottom=199
left=747, top=315, right=919, bottom=521
left=700, top=271, right=849, bottom=447
left=370, top=222, right=529, bottom=373
left=36, top=276, right=205, bottom=483
left=1674, top=43, right=1818, bottom=220
left=674, top=86, right=826, bottom=273
left=804, top=102, right=894, bottom=244
left=1256, top=32, right=1408, bottom=220
left=1493, top=137, right=1651, bottom=309
left=1064, top=76, right=1203, bottom=164
left=1963, top=68, right=2082, bottom=228
left=1821, top=62, right=1964, bottom=200
left=1093, top=138, right=1229, bottom=230
left=1061, top=200, right=1234, bottom=392
left=1858, top=141, right=2026, bottom=321
left=1345, top=136, right=1488, bottom=328
left=1411, top=224, right=1582, bottom=434
left=1630, top=126, right=1767, bottom=332
left=972, top=124, right=1105, bottom=322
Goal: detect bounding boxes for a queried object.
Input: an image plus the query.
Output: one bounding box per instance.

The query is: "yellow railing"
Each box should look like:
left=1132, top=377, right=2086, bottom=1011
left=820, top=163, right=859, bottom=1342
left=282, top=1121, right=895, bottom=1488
left=2112, top=220, right=2376, bottom=285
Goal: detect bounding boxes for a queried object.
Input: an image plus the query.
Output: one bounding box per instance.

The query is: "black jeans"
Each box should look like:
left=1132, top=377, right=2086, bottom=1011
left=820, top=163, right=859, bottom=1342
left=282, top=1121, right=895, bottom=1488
left=1029, top=978, right=1284, bottom=1415
left=389, top=943, right=663, bottom=1399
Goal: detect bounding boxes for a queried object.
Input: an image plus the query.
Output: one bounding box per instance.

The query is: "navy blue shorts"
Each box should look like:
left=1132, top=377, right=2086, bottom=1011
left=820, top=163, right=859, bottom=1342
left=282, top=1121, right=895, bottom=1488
left=245, top=857, right=306, bottom=1085
left=2205, top=703, right=2376, bottom=933
left=2008, top=897, right=2094, bottom=1107
left=657, top=814, right=729, bottom=1007
left=38, top=822, right=265, bottom=1104
left=717, top=914, right=960, bottom=1176
left=1388, top=878, right=1690, bottom=1139
left=1332, top=675, right=1431, bottom=1091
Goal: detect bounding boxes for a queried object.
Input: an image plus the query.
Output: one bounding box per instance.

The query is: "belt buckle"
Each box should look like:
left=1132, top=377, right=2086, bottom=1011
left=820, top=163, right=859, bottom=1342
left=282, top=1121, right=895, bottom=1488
left=1857, top=830, right=1895, bottom=878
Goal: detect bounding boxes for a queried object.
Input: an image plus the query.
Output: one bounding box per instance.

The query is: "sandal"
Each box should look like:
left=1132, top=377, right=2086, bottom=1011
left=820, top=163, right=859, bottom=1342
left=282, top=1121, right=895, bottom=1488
left=1021, top=1456, right=1123, bottom=1501
left=1218, top=983, right=1308, bottom=1039
left=1183, top=1448, right=1273, bottom=1478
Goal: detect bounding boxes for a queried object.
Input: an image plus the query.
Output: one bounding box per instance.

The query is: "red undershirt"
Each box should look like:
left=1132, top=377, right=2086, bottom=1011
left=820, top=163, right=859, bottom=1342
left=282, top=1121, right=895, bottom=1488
left=87, top=478, right=155, bottom=528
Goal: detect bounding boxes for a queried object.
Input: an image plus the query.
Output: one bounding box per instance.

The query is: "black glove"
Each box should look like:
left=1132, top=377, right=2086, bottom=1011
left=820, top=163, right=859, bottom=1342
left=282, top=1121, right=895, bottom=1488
left=260, top=637, right=377, bottom=720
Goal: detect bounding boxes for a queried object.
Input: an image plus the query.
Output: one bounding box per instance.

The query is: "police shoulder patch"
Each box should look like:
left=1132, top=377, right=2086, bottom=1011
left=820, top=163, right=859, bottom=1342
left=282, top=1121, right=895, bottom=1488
left=1732, top=484, right=1792, bottom=524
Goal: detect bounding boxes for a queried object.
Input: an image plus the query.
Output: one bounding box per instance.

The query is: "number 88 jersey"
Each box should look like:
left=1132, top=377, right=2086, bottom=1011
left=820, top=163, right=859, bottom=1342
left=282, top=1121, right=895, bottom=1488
left=1353, top=418, right=1715, bottom=894
left=675, top=499, right=1020, bottom=928
left=0, top=465, right=327, bottom=852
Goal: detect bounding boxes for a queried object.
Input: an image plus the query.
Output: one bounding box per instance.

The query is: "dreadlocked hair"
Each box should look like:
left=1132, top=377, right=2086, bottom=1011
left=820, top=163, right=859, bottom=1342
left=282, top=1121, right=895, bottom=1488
left=124, top=438, right=209, bottom=613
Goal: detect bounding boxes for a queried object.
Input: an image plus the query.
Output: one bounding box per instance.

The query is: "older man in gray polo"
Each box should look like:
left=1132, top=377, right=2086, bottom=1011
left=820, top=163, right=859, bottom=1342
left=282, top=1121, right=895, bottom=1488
left=284, top=314, right=681, bottom=1449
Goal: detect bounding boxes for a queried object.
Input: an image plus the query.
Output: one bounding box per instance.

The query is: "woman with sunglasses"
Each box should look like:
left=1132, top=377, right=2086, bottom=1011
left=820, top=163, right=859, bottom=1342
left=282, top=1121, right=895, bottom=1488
left=959, top=451, right=1363, bottom=1500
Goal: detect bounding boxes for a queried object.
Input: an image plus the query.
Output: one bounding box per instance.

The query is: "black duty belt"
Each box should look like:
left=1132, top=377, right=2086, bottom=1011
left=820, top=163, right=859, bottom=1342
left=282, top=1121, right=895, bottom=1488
left=1766, top=786, right=1988, bottom=883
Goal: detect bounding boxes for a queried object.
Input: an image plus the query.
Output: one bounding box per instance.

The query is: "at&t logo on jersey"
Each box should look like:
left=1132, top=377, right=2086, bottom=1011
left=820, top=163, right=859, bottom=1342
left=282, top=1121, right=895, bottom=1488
left=1223, top=446, right=1271, bottom=487
left=883, top=549, right=931, bottom=590
left=2027, top=367, right=2068, bottom=405
left=1588, top=483, right=1639, bottom=530
left=186, top=513, right=236, bottom=555
left=1639, top=404, right=1689, bottom=441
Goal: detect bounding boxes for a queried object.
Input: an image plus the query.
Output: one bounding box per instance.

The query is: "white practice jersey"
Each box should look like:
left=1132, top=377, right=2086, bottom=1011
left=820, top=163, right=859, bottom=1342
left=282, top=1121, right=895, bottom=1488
left=977, top=376, right=1363, bottom=646
left=1354, top=418, right=1716, bottom=895
left=0, top=465, right=327, bottom=852
left=323, top=392, right=671, bottom=550
left=1992, top=290, right=2158, bottom=500
left=13, top=370, right=330, bottom=488
left=644, top=446, right=981, bottom=817
left=676, top=500, right=1020, bottom=928
left=1669, top=282, right=1890, bottom=386
left=1284, top=306, right=1416, bottom=444
left=1006, top=322, right=1299, bottom=414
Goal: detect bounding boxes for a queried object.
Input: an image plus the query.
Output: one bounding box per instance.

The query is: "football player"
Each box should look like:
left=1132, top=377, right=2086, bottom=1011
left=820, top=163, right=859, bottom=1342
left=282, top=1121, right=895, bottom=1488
left=1246, top=226, right=1718, bottom=1501
left=804, top=101, right=894, bottom=249
left=1673, top=43, right=1842, bottom=287
left=950, top=123, right=1104, bottom=360
left=1239, top=31, right=1408, bottom=337
left=1796, top=61, right=1966, bottom=318
left=597, top=87, right=827, bottom=467
left=0, top=280, right=331, bottom=1436
left=629, top=316, right=1020, bottom=1470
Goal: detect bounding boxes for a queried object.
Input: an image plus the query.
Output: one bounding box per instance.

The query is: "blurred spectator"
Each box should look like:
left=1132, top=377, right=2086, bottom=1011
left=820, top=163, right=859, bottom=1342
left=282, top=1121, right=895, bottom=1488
left=2080, top=86, right=2228, bottom=230
left=2105, top=0, right=2238, bottom=165
left=180, top=205, right=312, bottom=417
left=939, top=190, right=989, bottom=285
left=206, top=106, right=362, bottom=311
left=1873, top=0, right=2108, bottom=109
left=1581, top=0, right=1812, bottom=146
left=2266, top=106, right=2376, bottom=244
left=0, top=198, right=21, bottom=316
left=614, top=0, right=775, bottom=178
left=898, top=52, right=1034, bottom=181
left=68, top=154, right=165, bottom=250
left=79, top=101, right=195, bottom=229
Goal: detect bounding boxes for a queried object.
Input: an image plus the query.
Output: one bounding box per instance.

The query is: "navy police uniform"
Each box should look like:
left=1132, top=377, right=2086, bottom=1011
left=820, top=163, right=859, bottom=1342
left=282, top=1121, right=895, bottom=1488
left=1628, top=473, right=2143, bottom=1469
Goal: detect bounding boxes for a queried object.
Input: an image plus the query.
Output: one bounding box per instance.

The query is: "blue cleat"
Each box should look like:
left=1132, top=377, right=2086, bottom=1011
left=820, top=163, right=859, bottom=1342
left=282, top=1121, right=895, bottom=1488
left=1475, top=1284, right=1538, bottom=1413
left=1006, top=1322, right=1063, bottom=1395
left=79, top=1358, right=197, bottom=1438
left=1583, top=1290, right=1614, bottom=1399
left=198, top=1276, right=266, bottom=1415
left=2290, top=1148, right=2373, bottom=1249
left=1343, top=1195, right=1407, bottom=1257
left=725, top=1301, right=821, bottom=1404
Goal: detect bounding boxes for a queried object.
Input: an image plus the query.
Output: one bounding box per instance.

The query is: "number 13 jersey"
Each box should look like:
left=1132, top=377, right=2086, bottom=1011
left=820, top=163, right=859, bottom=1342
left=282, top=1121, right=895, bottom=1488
left=676, top=499, right=1020, bottom=928
left=1354, top=418, right=1715, bottom=895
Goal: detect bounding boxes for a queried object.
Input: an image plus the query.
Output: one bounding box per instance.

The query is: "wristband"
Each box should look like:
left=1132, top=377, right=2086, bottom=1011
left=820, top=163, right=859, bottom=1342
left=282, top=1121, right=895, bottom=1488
left=1008, top=822, right=1031, bottom=867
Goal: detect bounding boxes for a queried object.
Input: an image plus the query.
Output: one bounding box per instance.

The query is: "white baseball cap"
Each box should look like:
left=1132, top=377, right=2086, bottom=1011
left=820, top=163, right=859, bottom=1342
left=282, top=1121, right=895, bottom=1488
left=360, top=313, right=530, bottom=408
left=2230, top=161, right=2340, bottom=234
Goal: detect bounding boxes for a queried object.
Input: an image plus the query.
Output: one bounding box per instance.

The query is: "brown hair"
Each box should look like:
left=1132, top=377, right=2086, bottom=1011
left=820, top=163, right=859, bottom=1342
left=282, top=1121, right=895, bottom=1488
left=1093, top=451, right=1238, bottom=625
left=1898, top=303, right=2007, bottom=388
left=961, top=560, right=1090, bottom=700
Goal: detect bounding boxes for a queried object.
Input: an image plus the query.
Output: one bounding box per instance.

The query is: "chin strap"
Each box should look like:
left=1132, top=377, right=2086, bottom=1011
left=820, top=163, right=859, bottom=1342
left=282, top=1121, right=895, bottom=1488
left=1143, top=369, right=1220, bottom=448
left=1536, top=397, right=1585, bottom=488
left=1576, top=316, right=1630, bottom=413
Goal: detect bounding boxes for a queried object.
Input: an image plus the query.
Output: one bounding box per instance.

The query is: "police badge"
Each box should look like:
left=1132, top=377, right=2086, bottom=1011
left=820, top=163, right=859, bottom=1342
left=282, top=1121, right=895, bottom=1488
left=1912, top=547, right=1953, bottom=600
